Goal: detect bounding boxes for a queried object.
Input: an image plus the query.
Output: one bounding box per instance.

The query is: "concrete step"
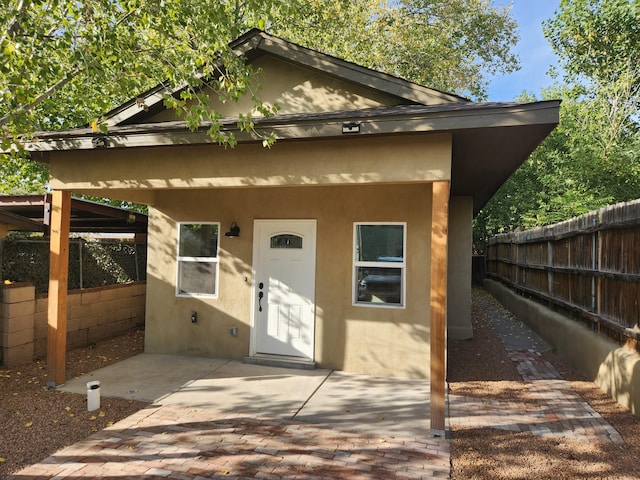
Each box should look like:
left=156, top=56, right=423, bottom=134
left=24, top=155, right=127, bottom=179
left=243, top=355, right=316, bottom=370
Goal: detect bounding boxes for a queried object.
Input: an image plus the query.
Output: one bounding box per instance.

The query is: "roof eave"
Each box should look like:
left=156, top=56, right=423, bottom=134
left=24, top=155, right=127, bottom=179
left=27, top=101, right=560, bottom=152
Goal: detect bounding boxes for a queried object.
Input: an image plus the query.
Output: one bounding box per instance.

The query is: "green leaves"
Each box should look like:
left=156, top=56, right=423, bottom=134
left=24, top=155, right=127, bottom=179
left=544, top=0, right=639, bottom=131
left=271, top=0, right=520, bottom=100
left=0, top=0, right=516, bottom=194
left=544, top=0, right=640, bottom=87
left=0, top=0, right=293, bottom=192
left=0, top=153, right=49, bottom=195
left=474, top=88, right=640, bottom=252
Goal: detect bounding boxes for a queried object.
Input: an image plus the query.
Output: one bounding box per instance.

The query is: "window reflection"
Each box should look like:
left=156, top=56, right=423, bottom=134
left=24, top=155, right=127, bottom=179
left=354, top=223, right=406, bottom=307
left=357, top=266, right=402, bottom=304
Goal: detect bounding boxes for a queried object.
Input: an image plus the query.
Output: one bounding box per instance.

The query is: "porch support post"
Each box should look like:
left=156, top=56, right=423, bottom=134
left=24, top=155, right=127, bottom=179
left=430, top=180, right=449, bottom=436
left=47, top=190, right=71, bottom=386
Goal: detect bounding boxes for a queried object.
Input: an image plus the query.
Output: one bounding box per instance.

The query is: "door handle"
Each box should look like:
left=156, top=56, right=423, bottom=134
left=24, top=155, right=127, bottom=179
left=258, top=291, right=264, bottom=312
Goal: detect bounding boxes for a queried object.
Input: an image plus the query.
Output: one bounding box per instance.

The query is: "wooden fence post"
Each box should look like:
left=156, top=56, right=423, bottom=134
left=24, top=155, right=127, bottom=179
left=487, top=200, right=640, bottom=347
left=547, top=240, right=553, bottom=299
left=596, top=228, right=602, bottom=332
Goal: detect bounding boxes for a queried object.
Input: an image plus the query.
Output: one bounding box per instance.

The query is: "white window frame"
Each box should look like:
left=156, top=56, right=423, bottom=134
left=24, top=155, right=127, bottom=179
left=353, top=222, right=406, bottom=309
left=176, top=222, right=220, bottom=298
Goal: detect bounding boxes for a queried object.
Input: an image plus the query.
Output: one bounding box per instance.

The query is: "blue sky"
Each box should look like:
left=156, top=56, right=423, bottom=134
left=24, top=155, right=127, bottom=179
left=486, top=0, right=561, bottom=101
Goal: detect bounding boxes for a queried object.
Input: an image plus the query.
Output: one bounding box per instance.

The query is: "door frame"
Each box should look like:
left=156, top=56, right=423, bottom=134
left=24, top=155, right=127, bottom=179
left=249, top=219, right=317, bottom=360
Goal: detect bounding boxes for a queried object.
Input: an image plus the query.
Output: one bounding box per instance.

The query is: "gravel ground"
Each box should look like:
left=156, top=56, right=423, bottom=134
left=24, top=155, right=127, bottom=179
left=449, top=288, right=640, bottom=479
left=0, top=329, right=148, bottom=477
left=2, top=290, right=640, bottom=478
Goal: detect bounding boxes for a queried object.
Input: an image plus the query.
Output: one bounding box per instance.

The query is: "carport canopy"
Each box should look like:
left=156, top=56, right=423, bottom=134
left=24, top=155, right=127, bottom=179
left=0, top=194, right=147, bottom=235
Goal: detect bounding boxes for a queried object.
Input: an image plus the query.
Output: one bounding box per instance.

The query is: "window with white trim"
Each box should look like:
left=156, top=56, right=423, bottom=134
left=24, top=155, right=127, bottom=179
left=354, top=223, right=406, bottom=307
left=177, top=223, right=220, bottom=297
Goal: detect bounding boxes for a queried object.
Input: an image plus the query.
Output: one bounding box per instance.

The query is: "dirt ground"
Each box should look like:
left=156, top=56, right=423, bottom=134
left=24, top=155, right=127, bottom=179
left=0, top=329, right=148, bottom=477
left=448, top=289, right=640, bottom=479
left=1, top=289, right=640, bottom=478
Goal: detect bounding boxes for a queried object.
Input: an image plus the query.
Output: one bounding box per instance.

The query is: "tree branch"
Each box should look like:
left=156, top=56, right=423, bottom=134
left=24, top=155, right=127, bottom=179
left=1, top=0, right=28, bottom=45
left=0, top=70, right=79, bottom=127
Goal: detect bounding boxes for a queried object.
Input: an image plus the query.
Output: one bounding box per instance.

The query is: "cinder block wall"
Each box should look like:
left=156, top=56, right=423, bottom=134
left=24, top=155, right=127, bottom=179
left=1, top=282, right=145, bottom=366
left=1, top=283, right=36, bottom=365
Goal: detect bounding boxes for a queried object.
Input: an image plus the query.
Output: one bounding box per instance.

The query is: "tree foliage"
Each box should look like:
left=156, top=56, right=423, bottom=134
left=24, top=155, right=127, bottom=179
left=271, top=0, right=519, bottom=100
left=544, top=0, right=639, bottom=94
left=473, top=0, right=640, bottom=252
left=0, top=0, right=285, bottom=136
left=0, top=0, right=287, bottom=193
left=545, top=0, right=639, bottom=162
left=0, top=0, right=520, bottom=194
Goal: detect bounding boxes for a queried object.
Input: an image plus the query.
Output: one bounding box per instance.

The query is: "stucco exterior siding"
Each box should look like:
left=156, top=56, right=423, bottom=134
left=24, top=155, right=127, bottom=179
left=144, top=183, right=434, bottom=378
left=48, top=133, right=452, bottom=192
left=147, top=55, right=400, bottom=122
left=447, top=196, right=473, bottom=339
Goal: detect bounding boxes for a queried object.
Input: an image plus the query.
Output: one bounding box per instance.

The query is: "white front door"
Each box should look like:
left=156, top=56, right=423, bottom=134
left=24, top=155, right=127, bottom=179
left=252, top=220, right=316, bottom=359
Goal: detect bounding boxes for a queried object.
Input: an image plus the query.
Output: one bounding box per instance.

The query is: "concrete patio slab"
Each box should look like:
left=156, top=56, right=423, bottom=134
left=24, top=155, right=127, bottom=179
left=36, top=355, right=447, bottom=480
left=158, top=360, right=332, bottom=418
left=59, top=353, right=430, bottom=439
left=59, top=353, right=229, bottom=402
left=295, top=371, right=431, bottom=438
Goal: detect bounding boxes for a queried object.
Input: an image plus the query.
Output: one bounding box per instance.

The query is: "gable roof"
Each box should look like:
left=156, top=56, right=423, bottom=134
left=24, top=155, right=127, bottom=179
left=103, top=29, right=469, bottom=127
left=25, top=30, right=560, bottom=215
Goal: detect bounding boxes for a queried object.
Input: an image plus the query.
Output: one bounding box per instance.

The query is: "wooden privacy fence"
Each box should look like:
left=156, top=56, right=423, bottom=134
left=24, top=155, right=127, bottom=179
left=486, top=199, right=640, bottom=350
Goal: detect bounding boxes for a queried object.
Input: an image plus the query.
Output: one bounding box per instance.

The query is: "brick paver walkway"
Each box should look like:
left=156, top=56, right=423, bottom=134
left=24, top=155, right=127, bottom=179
left=449, top=349, right=624, bottom=444
left=450, top=292, right=625, bottom=445
left=11, top=405, right=451, bottom=479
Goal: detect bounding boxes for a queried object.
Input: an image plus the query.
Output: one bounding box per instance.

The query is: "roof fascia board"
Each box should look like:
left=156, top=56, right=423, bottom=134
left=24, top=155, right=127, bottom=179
left=0, top=194, right=47, bottom=207
left=67, top=196, right=147, bottom=223
left=106, top=90, right=169, bottom=127
left=27, top=102, right=559, bottom=152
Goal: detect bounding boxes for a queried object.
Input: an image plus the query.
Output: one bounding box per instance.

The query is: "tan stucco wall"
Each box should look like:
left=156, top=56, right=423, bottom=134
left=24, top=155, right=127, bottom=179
left=49, top=134, right=451, bottom=193
left=147, top=55, right=400, bottom=122
left=447, top=196, right=473, bottom=340
left=144, top=183, right=435, bottom=378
